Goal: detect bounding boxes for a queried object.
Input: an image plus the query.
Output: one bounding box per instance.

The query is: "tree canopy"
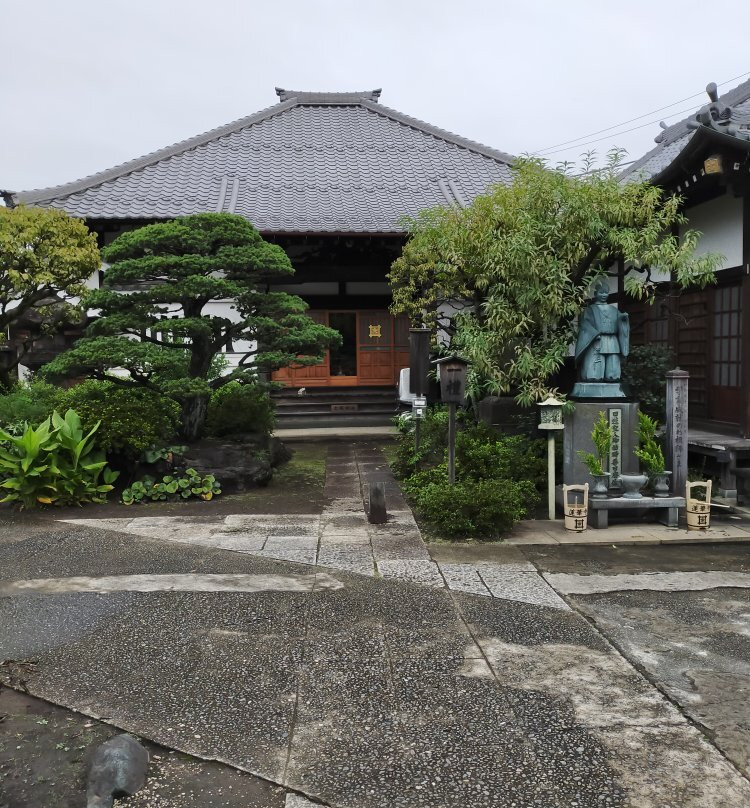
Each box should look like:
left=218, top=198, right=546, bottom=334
left=389, top=156, right=720, bottom=404
left=0, top=205, right=100, bottom=387
left=43, top=213, right=340, bottom=439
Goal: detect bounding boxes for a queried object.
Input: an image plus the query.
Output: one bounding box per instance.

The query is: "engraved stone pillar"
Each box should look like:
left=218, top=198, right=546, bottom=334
left=666, top=369, right=689, bottom=499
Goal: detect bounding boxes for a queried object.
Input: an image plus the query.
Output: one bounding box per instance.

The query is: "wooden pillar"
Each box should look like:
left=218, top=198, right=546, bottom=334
left=741, top=193, right=750, bottom=437
left=666, top=369, right=689, bottom=499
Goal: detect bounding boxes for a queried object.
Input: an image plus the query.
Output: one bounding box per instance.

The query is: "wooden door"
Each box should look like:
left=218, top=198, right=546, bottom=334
left=358, top=311, right=394, bottom=385
left=708, top=283, right=742, bottom=423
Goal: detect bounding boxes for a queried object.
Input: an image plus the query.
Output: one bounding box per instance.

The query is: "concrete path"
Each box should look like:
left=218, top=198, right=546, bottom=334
left=59, top=444, right=569, bottom=611
left=2, top=519, right=750, bottom=807
left=5, top=447, right=750, bottom=805
left=507, top=518, right=750, bottom=546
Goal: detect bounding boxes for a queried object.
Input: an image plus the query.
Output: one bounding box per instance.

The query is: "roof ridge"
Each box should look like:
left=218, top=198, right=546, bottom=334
left=13, top=98, right=299, bottom=205
left=361, top=99, right=515, bottom=166
left=275, top=88, right=382, bottom=103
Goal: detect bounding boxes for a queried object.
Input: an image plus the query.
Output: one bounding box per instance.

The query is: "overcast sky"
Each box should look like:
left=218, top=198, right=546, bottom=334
left=3, top=0, right=750, bottom=193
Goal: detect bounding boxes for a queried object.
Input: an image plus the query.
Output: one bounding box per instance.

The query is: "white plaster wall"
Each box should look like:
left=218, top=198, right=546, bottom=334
left=679, top=193, right=743, bottom=271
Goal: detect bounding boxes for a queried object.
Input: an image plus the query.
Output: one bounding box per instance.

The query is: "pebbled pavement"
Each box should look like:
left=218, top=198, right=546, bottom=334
left=2, top=520, right=750, bottom=806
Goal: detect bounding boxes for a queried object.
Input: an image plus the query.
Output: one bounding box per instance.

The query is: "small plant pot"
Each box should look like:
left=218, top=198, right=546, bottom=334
left=619, top=473, right=649, bottom=499
left=590, top=473, right=611, bottom=500
left=651, top=471, right=672, bottom=498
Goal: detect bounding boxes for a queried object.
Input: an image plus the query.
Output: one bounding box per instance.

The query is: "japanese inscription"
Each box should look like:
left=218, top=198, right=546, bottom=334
left=609, top=408, right=622, bottom=483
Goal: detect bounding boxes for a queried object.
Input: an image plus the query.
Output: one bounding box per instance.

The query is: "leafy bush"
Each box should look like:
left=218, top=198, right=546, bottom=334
left=635, top=411, right=666, bottom=477
left=622, top=344, right=675, bottom=420
left=0, top=381, right=66, bottom=434
left=393, top=406, right=544, bottom=539
left=122, top=468, right=221, bottom=504
left=0, top=410, right=118, bottom=509
left=204, top=382, right=275, bottom=438
left=402, top=466, right=537, bottom=538
left=576, top=411, right=612, bottom=476
left=59, top=381, right=180, bottom=459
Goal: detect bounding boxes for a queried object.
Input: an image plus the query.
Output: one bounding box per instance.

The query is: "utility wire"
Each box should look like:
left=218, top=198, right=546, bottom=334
left=538, top=103, right=700, bottom=158
left=533, top=70, right=750, bottom=155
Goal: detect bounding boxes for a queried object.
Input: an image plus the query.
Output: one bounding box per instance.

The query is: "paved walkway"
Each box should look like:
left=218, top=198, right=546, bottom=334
left=508, top=518, right=750, bottom=546
left=4, top=519, right=750, bottom=806
left=5, top=446, right=750, bottom=804
left=62, top=444, right=569, bottom=611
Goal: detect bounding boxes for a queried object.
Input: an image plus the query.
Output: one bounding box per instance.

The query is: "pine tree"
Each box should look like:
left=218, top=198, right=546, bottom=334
left=44, top=213, right=339, bottom=439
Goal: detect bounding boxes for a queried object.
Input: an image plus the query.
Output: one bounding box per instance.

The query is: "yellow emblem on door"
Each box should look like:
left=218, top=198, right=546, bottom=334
left=369, top=324, right=382, bottom=338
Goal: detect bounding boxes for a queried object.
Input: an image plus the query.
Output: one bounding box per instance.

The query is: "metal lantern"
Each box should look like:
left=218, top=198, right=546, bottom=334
left=538, top=396, right=564, bottom=431
left=434, top=355, right=469, bottom=404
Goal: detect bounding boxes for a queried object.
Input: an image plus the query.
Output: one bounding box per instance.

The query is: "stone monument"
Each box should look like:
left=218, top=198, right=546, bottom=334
left=563, top=281, right=639, bottom=490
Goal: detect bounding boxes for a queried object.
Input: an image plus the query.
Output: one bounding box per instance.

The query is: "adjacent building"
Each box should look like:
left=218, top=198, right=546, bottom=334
left=622, top=78, right=750, bottom=437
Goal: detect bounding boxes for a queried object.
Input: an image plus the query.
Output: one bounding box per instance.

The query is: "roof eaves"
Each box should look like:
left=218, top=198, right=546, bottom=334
left=359, top=99, right=516, bottom=166
left=12, top=98, right=300, bottom=206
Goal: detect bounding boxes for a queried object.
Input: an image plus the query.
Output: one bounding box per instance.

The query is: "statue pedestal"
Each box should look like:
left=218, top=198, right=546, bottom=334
left=563, top=400, right=640, bottom=490
left=570, top=382, right=626, bottom=399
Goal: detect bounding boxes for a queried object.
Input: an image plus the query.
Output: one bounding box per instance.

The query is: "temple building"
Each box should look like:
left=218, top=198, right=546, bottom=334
left=8, top=88, right=514, bottom=425
left=622, top=78, right=750, bottom=435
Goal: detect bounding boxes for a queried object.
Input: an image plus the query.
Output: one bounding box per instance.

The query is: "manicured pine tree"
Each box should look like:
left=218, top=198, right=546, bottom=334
left=44, top=213, right=340, bottom=439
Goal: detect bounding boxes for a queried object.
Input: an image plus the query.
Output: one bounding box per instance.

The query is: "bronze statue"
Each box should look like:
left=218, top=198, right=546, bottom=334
left=573, top=281, right=629, bottom=396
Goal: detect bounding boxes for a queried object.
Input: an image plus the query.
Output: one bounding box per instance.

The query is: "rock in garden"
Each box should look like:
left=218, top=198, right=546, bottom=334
left=182, top=438, right=275, bottom=492
left=86, top=733, right=149, bottom=808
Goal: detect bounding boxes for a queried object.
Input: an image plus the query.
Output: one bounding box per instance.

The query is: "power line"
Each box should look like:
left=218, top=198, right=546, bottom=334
left=537, top=103, right=701, bottom=158
left=533, top=70, right=750, bottom=155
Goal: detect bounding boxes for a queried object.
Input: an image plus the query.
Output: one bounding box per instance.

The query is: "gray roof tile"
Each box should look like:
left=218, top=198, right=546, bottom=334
left=13, top=90, right=514, bottom=233
left=622, top=78, right=750, bottom=183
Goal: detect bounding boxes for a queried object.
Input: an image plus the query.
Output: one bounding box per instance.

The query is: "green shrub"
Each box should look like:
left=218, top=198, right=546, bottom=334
left=622, top=344, right=675, bottom=420
left=394, top=406, right=545, bottom=539
left=576, top=410, right=612, bottom=476
left=122, top=468, right=221, bottom=505
left=403, top=468, right=538, bottom=539
left=205, top=382, right=275, bottom=438
left=0, top=409, right=118, bottom=509
left=59, top=381, right=180, bottom=459
left=0, top=381, right=66, bottom=433
left=635, top=411, right=666, bottom=477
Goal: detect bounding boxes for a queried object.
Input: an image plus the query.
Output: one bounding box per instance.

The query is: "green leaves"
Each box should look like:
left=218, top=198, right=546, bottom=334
left=47, top=213, right=339, bottom=439
left=0, top=409, right=119, bottom=509
left=390, top=157, right=722, bottom=404
left=122, top=468, right=221, bottom=505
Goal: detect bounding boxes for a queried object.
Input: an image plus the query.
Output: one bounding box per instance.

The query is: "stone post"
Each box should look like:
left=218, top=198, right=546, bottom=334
left=665, top=369, right=689, bottom=498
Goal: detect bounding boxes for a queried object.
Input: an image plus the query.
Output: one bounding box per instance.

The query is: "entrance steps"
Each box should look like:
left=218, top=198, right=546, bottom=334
left=272, top=385, right=399, bottom=429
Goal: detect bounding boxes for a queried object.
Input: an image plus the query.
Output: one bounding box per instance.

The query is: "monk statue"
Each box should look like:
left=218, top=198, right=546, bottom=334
left=572, top=280, right=629, bottom=398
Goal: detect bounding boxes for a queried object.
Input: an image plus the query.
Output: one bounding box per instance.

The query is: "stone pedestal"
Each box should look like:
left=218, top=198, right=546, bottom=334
left=563, top=400, right=640, bottom=491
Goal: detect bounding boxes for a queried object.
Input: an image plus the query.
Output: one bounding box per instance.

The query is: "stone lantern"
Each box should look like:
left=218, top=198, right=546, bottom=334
left=538, top=396, right=565, bottom=521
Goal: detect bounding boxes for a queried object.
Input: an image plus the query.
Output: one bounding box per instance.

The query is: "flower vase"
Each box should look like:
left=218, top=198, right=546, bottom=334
left=652, top=471, right=672, bottom=498
left=590, top=473, right=610, bottom=500
left=619, top=473, right=649, bottom=499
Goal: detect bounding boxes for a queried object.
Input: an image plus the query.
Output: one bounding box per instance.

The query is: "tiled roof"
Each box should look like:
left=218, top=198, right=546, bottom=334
left=622, top=77, right=750, bottom=183
left=12, top=90, right=514, bottom=234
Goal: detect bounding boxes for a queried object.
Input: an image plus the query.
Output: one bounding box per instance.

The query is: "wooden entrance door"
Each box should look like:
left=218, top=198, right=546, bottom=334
left=708, top=283, right=742, bottom=423
left=272, top=310, right=410, bottom=387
